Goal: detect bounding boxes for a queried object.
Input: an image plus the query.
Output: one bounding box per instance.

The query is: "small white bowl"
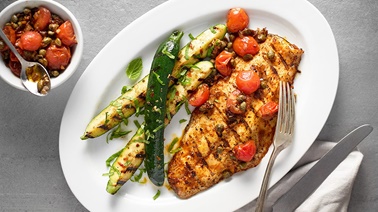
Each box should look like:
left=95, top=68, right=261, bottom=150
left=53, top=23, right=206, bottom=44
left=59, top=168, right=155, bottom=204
left=0, top=0, right=83, bottom=92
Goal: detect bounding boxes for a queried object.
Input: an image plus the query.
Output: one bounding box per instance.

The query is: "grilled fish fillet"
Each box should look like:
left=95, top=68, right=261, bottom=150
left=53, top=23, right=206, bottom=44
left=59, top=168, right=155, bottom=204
left=167, top=34, right=304, bottom=199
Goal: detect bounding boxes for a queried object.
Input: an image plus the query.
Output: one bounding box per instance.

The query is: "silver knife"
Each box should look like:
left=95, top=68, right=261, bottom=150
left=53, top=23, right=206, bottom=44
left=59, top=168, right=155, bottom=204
left=271, top=124, right=373, bottom=212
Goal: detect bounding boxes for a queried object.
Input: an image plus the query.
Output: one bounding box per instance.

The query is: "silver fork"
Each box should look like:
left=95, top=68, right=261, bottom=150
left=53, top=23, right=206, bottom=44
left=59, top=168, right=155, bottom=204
left=255, top=81, right=295, bottom=212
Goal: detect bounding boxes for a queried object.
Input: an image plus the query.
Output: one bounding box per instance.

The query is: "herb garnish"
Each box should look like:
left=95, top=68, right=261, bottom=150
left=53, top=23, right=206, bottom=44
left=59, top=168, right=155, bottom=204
left=188, top=33, right=195, bottom=40
left=106, top=124, right=132, bottom=143
left=121, top=85, right=132, bottom=94
left=131, top=167, right=146, bottom=183
left=184, top=97, right=192, bottom=115
left=153, top=190, right=161, bottom=200
left=133, top=120, right=141, bottom=129
left=126, top=57, right=143, bottom=80
left=152, top=71, right=165, bottom=85
left=105, top=148, right=124, bottom=167
left=162, top=44, right=175, bottom=59
left=104, top=112, right=109, bottom=125
left=168, top=137, right=180, bottom=154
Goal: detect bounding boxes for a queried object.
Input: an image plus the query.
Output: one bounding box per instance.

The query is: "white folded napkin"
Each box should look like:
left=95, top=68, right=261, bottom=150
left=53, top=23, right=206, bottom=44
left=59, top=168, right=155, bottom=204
left=237, top=140, right=364, bottom=212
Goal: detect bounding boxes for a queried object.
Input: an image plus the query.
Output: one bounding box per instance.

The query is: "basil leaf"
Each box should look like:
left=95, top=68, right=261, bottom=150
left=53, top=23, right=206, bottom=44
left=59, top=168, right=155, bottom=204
left=126, top=57, right=143, bottom=80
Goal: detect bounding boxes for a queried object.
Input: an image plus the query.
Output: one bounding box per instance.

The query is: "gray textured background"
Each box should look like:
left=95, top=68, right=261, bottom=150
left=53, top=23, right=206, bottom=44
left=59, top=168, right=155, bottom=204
left=0, top=0, right=377, bottom=211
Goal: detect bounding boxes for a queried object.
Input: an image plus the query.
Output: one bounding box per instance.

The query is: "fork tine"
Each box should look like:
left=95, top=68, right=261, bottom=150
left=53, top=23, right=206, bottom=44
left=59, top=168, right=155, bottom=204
left=288, top=83, right=295, bottom=134
left=282, top=82, right=288, bottom=133
left=275, top=81, right=283, bottom=134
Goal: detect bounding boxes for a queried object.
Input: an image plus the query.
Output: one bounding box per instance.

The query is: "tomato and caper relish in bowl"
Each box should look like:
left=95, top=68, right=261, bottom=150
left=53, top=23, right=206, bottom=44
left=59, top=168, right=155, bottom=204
left=0, top=6, right=77, bottom=79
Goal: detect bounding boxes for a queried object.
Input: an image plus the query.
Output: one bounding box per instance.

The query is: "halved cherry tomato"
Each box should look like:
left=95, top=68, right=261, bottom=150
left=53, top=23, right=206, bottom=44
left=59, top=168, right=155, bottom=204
left=189, top=83, right=210, bottom=107
left=45, top=45, right=71, bottom=70
left=215, top=50, right=233, bottom=76
left=9, top=61, right=21, bottom=77
left=9, top=50, right=21, bottom=62
left=226, top=89, right=246, bottom=114
left=3, top=26, right=16, bottom=44
left=234, top=140, right=256, bottom=162
left=33, top=7, right=51, bottom=31
left=257, top=101, right=279, bottom=120
left=236, top=70, right=260, bottom=95
left=1, top=26, right=16, bottom=51
left=56, top=21, right=77, bottom=47
left=227, top=8, right=249, bottom=33
left=233, top=36, right=260, bottom=57
left=19, top=31, right=42, bottom=51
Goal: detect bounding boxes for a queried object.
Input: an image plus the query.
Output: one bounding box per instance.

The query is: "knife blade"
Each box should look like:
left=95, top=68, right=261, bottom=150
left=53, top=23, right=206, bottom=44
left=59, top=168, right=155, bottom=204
left=272, top=124, right=373, bottom=212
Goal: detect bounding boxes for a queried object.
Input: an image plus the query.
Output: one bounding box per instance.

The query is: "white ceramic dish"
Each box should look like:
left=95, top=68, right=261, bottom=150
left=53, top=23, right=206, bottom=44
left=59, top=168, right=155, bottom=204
left=59, top=0, right=339, bottom=211
left=0, top=0, right=83, bottom=92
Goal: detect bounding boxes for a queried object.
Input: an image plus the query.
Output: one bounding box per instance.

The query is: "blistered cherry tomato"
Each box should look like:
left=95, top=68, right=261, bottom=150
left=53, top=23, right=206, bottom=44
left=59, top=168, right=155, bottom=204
left=234, top=140, right=256, bottom=162
left=2, top=26, right=16, bottom=45
left=233, top=36, right=260, bottom=57
left=227, top=8, right=249, bottom=33
left=45, top=45, right=71, bottom=70
left=257, top=101, right=279, bottom=120
left=189, top=84, right=210, bottom=107
left=19, top=31, right=42, bottom=51
left=1, top=26, right=16, bottom=51
left=226, top=89, right=246, bottom=114
left=9, top=51, right=20, bottom=62
left=9, top=61, right=21, bottom=77
left=56, top=21, right=77, bottom=47
left=33, top=7, right=51, bottom=31
left=236, top=70, right=260, bottom=95
left=215, top=50, right=233, bottom=76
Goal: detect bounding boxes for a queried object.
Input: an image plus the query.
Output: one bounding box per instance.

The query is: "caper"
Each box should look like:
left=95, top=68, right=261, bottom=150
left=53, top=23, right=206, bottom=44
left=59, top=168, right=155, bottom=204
left=25, top=66, right=33, bottom=79
left=23, top=8, right=31, bottom=15
left=37, top=79, right=44, bottom=92
left=40, top=85, right=50, bottom=95
left=11, top=15, right=18, bottom=23
left=217, top=146, right=223, bottom=154
left=48, top=23, right=59, bottom=32
left=243, top=54, right=253, bottom=61
left=229, top=34, right=236, bottom=42
left=39, top=49, right=46, bottom=57
left=267, top=50, right=275, bottom=60
left=241, top=28, right=254, bottom=36
left=11, top=22, right=18, bottom=29
left=51, top=70, right=60, bottom=77
left=38, top=58, right=48, bottom=67
left=222, top=171, right=232, bottom=180
left=237, top=94, right=246, bottom=102
left=42, top=37, right=52, bottom=47
left=215, top=124, right=225, bottom=137
left=47, top=31, right=55, bottom=36
left=37, top=76, right=50, bottom=95
left=257, top=33, right=267, bottom=43
left=54, top=38, right=62, bottom=46
left=260, top=80, right=268, bottom=89
left=31, top=68, right=42, bottom=82
left=240, top=101, right=247, bottom=112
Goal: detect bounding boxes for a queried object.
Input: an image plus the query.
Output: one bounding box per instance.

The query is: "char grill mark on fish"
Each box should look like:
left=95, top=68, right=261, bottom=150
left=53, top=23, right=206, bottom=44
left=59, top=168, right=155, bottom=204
left=168, top=34, right=304, bottom=199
